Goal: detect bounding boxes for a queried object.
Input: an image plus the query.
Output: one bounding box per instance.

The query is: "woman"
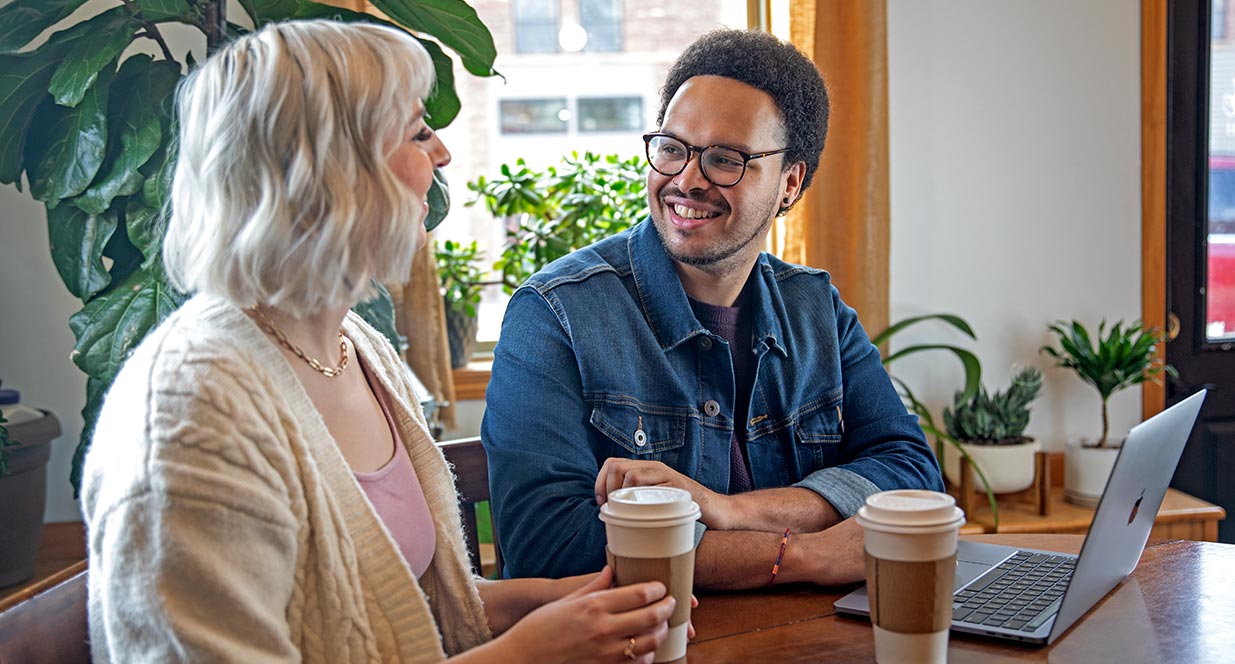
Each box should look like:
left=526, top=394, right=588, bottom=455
left=81, top=20, right=676, bottom=663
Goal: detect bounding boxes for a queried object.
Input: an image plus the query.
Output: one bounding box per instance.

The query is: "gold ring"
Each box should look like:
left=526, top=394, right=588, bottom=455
left=623, top=636, right=637, bottom=660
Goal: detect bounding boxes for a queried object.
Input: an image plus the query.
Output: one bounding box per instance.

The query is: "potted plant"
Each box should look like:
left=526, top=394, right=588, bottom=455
left=468, top=152, right=647, bottom=292
left=0, top=387, right=63, bottom=587
left=0, top=0, right=498, bottom=494
left=939, top=367, right=1044, bottom=493
left=435, top=239, right=486, bottom=369
left=1041, top=319, right=1175, bottom=506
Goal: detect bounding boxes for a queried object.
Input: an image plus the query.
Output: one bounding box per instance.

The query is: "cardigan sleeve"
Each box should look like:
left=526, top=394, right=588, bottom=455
left=82, top=340, right=305, bottom=663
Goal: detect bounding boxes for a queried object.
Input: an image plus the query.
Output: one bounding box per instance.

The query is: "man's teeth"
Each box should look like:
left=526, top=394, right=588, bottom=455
left=673, top=204, right=719, bottom=220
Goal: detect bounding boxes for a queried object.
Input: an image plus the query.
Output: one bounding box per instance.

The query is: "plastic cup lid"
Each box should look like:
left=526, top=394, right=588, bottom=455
left=600, top=486, right=700, bottom=522
left=858, top=490, right=963, bottom=528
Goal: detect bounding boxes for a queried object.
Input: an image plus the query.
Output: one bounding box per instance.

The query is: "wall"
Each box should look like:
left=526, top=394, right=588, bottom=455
left=886, top=0, right=1142, bottom=450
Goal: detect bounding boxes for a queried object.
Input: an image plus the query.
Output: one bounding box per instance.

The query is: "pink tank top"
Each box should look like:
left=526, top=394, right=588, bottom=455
left=353, top=361, right=437, bottom=578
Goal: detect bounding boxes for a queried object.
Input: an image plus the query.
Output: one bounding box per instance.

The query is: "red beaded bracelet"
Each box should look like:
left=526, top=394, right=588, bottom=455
left=767, top=528, right=791, bottom=586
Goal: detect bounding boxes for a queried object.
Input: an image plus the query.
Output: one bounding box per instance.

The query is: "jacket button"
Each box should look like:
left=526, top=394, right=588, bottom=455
left=703, top=400, right=720, bottom=417
left=698, top=336, right=713, bottom=351
left=634, top=429, right=647, bottom=447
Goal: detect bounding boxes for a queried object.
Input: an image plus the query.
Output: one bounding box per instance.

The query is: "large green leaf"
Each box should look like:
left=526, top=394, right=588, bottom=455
left=76, top=56, right=179, bottom=215
left=131, top=0, right=197, bottom=23
left=48, top=8, right=135, bottom=108
left=871, top=313, right=976, bottom=348
left=418, top=37, right=460, bottom=129
left=883, top=343, right=982, bottom=403
left=425, top=167, right=450, bottom=231
left=368, top=0, right=497, bottom=77
left=0, top=52, right=60, bottom=186
left=69, top=266, right=186, bottom=380
left=125, top=197, right=168, bottom=270
left=25, top=61, right=113, bottom=202
left=70, top=375, right=108, bottom=496
left=241, top=0, right=302, bottom=24
left=352, top=282, right=401, bottom=352
left=47, top=202, right=118, bottom=301
left=0, top=0, right=88, bottom=54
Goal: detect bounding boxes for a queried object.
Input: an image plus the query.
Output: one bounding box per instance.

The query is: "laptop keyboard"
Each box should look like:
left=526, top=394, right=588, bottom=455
left=953, top=551, right=1076, bottom=632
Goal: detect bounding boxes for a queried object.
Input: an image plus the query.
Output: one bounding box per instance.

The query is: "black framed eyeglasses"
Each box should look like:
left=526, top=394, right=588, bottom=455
left=642, top=132, right=789, bottom=187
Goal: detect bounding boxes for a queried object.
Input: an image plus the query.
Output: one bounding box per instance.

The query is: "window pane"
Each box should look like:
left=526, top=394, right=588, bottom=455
left=580, top=0, right=622, bottom=52
left=500, top=98, right=569, bottom=134
left=1209, top=4, right=1235, bottom=340
left=514, top=0, right=559, bottom=54
left=578, top=97, right=642, bottom=132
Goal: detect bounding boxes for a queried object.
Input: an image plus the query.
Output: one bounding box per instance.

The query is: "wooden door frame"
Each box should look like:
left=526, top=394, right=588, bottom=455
left=1143, top=0, right=1168, bottom=419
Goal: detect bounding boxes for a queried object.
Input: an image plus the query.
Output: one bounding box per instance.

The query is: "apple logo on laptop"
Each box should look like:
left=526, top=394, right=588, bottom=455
left=1128, top=489, right=1145, bottom=525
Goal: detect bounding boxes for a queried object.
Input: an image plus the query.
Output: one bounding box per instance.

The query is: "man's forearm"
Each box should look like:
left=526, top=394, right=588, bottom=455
left=693, top=518, right=865, bottom=590
left=713, top=486, right=843, bottom=533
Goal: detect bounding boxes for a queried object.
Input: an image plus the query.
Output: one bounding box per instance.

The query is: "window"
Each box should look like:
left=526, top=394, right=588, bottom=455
left=579, top=0, right=622, bottom=53
left=435, top=0, right=751, bottom=346
left=578, top=97, right=642, bottom=132
left=499, top=98, right=570, bottom=134
left=514, top=0, right=559, bottom=54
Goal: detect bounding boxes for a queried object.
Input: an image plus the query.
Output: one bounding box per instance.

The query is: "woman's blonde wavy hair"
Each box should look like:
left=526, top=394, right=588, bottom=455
left=163, top=19, right=435, bottom=317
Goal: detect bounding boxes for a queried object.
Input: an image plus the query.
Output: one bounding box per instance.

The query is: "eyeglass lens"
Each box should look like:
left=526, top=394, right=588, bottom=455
left=647, top=135, right=746, bottom=186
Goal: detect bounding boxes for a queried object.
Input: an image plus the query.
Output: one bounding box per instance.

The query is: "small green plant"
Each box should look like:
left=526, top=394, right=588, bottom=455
left=468, top=152, right=647, bottom=292
left=435, top=239, right=486, bottom=317
left=1041, top=319, right=1176, bottom=448
left=943, top=367, right=1043, bottom=445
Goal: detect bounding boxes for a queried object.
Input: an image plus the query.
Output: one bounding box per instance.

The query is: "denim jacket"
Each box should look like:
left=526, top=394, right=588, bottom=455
left=482, top=220, right=943, bottom=578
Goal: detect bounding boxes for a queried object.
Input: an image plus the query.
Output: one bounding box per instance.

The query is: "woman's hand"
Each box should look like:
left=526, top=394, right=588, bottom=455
left=497, top=567, right=674, bottom=664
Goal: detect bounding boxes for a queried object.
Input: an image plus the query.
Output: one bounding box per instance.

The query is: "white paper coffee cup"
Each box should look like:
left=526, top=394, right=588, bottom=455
left=600, top=487, right=700, bottom=663
left=857, top=490, right=965, bottom=664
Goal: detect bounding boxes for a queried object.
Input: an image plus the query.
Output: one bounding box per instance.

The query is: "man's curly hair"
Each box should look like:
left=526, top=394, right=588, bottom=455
left=657, top=29, right=829, bottom=200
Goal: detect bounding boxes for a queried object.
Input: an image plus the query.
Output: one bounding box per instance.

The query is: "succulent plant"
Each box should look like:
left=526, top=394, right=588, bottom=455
left=943, top=367, right=1043, bottom=445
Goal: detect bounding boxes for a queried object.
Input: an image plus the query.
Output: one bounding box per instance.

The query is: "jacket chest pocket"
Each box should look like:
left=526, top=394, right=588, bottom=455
left=590, top=402, right=689, bottom=462
left=791, top=397, right=844, bottom=475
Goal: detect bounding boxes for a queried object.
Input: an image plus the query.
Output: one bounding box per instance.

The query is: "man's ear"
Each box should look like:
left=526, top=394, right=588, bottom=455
left=781, top=161, right=807, bottom=208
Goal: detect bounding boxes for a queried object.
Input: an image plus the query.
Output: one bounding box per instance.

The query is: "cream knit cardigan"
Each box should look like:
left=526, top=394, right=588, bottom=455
left=81, top=295, right=492, bottom=662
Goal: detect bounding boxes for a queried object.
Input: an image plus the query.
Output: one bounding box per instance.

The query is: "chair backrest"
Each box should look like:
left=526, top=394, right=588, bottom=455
left=437, top=436, right=503, bottom=578
left=0, top=560, right=90, bottom=663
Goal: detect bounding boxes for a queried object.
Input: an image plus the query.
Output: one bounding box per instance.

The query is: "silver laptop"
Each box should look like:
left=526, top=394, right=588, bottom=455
left=834, top=390, right=1206, bottom=646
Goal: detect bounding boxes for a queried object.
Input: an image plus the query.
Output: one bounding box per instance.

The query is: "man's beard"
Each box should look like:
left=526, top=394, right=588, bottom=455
left=652, top=187, right=777, bottom=273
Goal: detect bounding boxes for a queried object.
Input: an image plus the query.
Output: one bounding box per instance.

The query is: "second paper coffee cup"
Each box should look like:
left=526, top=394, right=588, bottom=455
left=857, top=490, right=966, bottom=664
left=600, top=486, right=701, bottom=663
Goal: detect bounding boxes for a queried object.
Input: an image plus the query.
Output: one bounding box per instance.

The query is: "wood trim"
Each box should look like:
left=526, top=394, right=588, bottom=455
left=0, top=560, right=86, bottom=614
left=452, top=360, right=492, bottom=402
left=1142, top=0, right=1168, bottom=419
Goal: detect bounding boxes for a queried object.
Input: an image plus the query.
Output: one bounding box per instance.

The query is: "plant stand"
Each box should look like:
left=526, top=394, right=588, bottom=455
left=0, top=411, right=60, bottom=588
left=957, top=451, right=1052, bottom=520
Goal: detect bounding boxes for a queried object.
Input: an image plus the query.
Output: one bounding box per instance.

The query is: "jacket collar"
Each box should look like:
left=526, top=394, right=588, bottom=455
left=628, top=219, right=788, bottom=356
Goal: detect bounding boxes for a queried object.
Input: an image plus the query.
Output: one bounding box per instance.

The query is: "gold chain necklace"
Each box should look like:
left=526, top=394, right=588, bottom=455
left=248, top=306, right=349, bottom=378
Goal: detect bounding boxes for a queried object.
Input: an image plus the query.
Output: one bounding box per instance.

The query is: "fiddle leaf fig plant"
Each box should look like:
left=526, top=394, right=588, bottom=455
left=0, top=0, right=498, bottom=494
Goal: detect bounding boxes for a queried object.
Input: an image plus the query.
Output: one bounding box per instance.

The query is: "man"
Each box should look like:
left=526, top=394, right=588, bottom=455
left=482, top=29, right=943, bottom=590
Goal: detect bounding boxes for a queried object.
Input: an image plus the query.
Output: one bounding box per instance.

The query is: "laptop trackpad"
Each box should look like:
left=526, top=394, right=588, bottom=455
left=955, top=561, right=992, bottom=589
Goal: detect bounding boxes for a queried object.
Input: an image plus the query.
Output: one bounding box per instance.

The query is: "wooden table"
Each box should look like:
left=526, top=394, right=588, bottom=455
left=960, top=487, right=1225, bottom=541
left=686, top=534, right=1235, bottom=663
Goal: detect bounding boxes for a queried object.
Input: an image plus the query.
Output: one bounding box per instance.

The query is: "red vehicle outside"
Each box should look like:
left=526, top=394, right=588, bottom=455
left=1208, top=155, right=1235, bottom=339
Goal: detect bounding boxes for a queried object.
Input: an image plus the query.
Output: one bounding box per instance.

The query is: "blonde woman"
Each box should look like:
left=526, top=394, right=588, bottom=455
left=81, top=20, right=676, bottom=663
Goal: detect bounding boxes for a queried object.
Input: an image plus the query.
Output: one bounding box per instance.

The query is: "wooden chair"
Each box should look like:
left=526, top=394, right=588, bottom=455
left=437, top=436, right=504, bottom=578
left=0, top=560, right=90, bottom=663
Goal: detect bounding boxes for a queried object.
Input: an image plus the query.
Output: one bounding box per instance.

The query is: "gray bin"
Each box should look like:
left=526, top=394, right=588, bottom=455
left=0, top=411, right=61, bottom=588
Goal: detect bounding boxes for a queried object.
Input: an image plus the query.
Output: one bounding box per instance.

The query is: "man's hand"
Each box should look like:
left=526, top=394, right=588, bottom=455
left=594, top=458, right=734, bottom=528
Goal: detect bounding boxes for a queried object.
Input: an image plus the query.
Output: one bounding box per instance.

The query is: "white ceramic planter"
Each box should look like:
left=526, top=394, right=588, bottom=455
left=941, top=438, right=1041, bottom=494
left=1064, top=442, right=1120, bottom=507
